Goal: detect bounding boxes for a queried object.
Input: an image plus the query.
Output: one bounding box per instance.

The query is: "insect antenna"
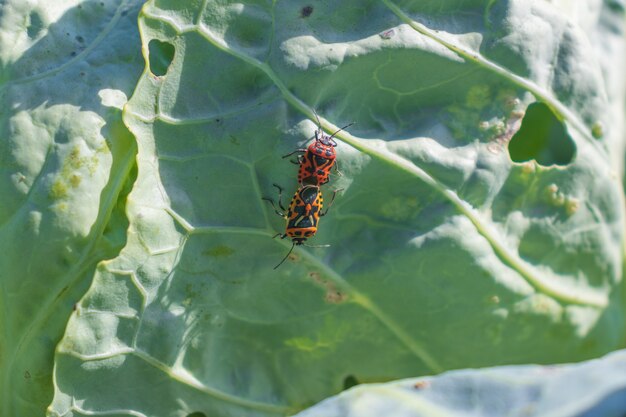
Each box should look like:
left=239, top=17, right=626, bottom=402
left=303, top=243, right=331, bottom=248
left=328, top=122, right=355, bottom=146
left=312, top=109, right=322, bottom=128
left=274, top=241, right=296, bottom=269
left=329, top=122, right=355, bottom=139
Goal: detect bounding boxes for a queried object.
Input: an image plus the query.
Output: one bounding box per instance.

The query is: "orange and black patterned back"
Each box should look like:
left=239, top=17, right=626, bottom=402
left=285, top=185, right=323, bottom=238
left=297, top=142, right=336, bottom=185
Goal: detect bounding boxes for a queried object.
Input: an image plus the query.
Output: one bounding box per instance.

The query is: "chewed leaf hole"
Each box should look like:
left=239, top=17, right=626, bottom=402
left=343, top=375, right=359, bottom=391
left=301, top=5, right=314, bottom=17
left=27, top=11, right=45, bottom=39
left=148, top=39, right=175, bottom=76
left=507, top=102, right=575, bottom=166
left=186, top=413, right=207, bottom=417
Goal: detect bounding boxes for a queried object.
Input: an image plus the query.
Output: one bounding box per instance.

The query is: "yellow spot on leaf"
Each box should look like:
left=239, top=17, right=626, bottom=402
left=380, top=196, right=419, bottom=222
left=465, top=85, right=491, bottom=110
left=69, top=174, right=82, bottom=188
left=565, top=198, right=579, bottom=216
left=50, top=179, right=68, bottom=198
left=203, top=245, right=235, bottom=257
left=284, top=316, right=349, bottom=358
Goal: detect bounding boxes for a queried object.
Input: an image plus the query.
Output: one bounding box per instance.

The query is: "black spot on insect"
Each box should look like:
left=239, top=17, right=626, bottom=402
left=301, top=5, right=313, bottom=17
left=75, top=35, right=84, bottom=43
left=70, top=51, right=77, bottom=57
left=121, top=10, right=128, bottom=16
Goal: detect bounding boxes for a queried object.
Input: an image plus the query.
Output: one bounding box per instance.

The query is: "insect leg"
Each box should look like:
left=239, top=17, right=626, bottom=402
left=282, top=149, right=307, bottom=159
left=333, top=159, right=343, bottom=177
left=262, top=197, right=284, bottom=217
left=321, top=188, right=344, bottom=216
left=289, top=155, right=304, bottom=166
left=272, top=183, right=287, bottom=211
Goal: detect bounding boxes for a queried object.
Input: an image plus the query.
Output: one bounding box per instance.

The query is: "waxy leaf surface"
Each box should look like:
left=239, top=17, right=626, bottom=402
left=0, top=0, right=144, bottom=415
left=0, top=0, right=619, bottom=416
left=294, top=348, right=626, bottom=417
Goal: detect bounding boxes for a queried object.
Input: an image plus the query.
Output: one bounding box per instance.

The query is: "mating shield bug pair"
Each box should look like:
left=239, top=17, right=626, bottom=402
left=263, top=111, right=352, bottom=268
left=283, top=111, right=354, bottom=186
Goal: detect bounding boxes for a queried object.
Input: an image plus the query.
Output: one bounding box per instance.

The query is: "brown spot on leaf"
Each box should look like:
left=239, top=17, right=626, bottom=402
left=413, top=380, right=429, bottom=389
left=309, top=272, right=348, bottom=303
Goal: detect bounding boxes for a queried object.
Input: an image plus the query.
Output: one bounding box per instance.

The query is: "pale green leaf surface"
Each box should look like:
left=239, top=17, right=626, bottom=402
left=558, top=1, right=626, bottom=174
left=48, top=1, right=626, bottom=417
left=0, top=0, right=144, bottom=415
left=294, top=348, right=626, bottom=417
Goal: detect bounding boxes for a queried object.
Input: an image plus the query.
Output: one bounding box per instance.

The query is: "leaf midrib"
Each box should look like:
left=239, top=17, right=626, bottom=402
left=140, top=7, right=608, bottom=309
left=382, top=0, right=608, bottom=158
left=162, top=201, right=445, bottom=371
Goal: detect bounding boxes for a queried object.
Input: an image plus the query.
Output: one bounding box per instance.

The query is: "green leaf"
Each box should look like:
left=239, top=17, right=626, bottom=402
left=40, top=0, right=626, bottom=416
left=0, top=0, right=143, bottom=415
left=293, top=348, right=626, bottom=417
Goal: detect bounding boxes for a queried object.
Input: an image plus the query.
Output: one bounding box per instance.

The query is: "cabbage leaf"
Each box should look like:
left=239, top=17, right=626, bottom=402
left=0, top=0, right=624, bottom=416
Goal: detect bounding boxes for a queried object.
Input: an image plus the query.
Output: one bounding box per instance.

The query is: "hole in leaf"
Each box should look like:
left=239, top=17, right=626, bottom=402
left=27, top=11, right=44, bottom=39
left=508, top=102, right=575, bottom=166
left=148, top=39, right=175, bottom=76
left=607, top=0, right=625, bottom=13
left=301, top=6, right=314, bottom=17
left=186, top=413, right=207, bottom=417
left=343, top=375, right=359, bottom=391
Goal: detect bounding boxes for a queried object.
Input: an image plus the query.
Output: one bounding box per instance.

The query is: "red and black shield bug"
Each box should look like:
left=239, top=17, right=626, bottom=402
left=283, top=112, right=353, bottom=186
left=263, top=183, right=341, bottom=269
